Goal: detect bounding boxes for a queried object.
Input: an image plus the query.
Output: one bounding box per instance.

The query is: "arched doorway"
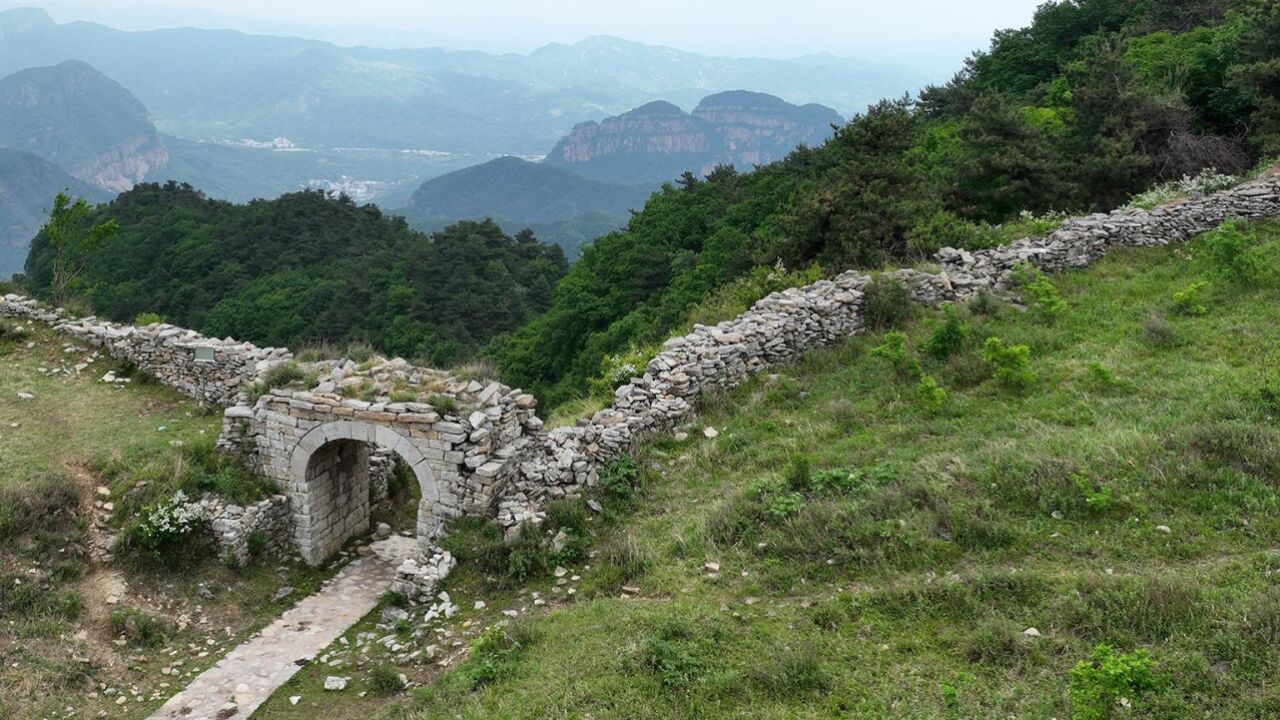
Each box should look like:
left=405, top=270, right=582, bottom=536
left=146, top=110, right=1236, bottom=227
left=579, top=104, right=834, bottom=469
left=288, top=421, right=446, bottom=565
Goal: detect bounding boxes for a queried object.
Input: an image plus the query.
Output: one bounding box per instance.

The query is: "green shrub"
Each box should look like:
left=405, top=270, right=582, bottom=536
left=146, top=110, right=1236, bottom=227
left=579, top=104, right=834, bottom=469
left=1200, top=220, right=1269, bottom=285
left=1012, top=263, right=1066, bottom=322
left=1171, top=281, right=1211, bottom=316
left=863, top=276, right=917, bottom=329
left=457, top=622, right=538, bottom=690
left=924, top=305, right=970, bottom=360
left=0, top=321, right=29, bottom=346
left=588, top=344, right=658, bottom=402
left=368, top=664, right=404, bottom=696
left=981, top=337, right=1034, bottom=391
left=344, top=342, right=376, bottom=363
left=1069, top=645, right=1159, bottom=720
left=247, top=361, right=311, bottom=400
left=767, top=491, right=806, bottom=519
left=597, top=453, right=640, bottom=503
left=1084, top=362, right=1123, bottom=391
left=1074, top=474, right=1117, bottom=515
left=916, top=374, right=948, bottom=414
left=505, top=523, right=551, bottom=584
left=119, top=491, right=212, bottom=568
left=870, top=331, right=921, bottom=378
left=109, top=607, right=169, bottom=647
left=132, top=311, right=164, bottom=325
left=970, top=289, right=1002, bottom=317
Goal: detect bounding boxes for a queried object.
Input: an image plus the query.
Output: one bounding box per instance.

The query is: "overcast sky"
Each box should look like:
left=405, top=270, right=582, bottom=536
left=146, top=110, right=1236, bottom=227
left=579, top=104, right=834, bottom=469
left=16, top=0, right=1044, bottom=71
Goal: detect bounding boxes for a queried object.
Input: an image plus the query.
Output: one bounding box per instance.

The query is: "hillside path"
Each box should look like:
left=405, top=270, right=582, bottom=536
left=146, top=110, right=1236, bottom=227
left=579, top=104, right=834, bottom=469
left=146, top=540, right=414, bottom=720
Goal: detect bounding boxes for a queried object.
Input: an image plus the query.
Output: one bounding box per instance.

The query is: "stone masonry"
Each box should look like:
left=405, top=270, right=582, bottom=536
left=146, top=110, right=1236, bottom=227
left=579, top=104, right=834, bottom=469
left=220, top=372, right=542, bottom=565
left=7, top=171, right=1280, bottom=586
left=0, top=295, right=292, bottom=405
left=495, top=171, right=1280, bottom=531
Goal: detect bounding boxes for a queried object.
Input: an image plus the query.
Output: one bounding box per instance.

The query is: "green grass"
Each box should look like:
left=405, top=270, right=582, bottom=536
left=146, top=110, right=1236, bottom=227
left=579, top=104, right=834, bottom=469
left=0, top=321, right=333, bottom=720
left=354, top=221, right=1280, bottom=719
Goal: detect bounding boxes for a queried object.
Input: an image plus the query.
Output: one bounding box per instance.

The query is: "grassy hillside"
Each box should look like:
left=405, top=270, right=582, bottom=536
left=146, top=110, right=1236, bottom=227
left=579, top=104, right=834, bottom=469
left=265, top=220, right=1280, bottom=719
left=0, top=320, right=329, bottom=720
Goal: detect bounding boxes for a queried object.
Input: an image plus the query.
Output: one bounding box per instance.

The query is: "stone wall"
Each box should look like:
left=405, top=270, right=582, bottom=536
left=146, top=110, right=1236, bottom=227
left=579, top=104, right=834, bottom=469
left=219, top=369, right=542, bottom=564
left=0, top=294, right=292, bottom=406
left=497, top=172, right=1280, bottom=530
left=202, top=494, right=292, bottom=566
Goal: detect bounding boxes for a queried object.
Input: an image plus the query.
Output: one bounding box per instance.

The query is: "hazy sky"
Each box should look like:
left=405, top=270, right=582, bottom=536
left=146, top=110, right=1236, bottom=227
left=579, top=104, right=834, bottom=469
left=18, top=0, right=1044, bottom=70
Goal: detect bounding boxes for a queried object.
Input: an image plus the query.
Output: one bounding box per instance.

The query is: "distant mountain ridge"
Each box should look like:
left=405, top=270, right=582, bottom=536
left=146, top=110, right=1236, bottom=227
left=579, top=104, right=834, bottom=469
left=405, top=157, right=651, bottom=223
left=546, top=90, right=842, bottom=184
left=0, top=59, right=168, bottom=191
left=0, top=8, right=921, bottom=154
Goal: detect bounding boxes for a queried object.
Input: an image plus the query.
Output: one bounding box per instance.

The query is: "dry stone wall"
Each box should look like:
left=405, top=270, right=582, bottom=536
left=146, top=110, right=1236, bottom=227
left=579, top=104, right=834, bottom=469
left=203, top=494, right=292, bottom=566
left=0, top=294, right=292, bottom=405
left=498, top=172, right=1280, bottom=531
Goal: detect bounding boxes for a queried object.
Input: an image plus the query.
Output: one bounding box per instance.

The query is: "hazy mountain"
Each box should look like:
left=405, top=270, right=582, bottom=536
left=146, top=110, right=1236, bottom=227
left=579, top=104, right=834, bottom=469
left=0, top=59, right=167, bottom=191
left=406, top=157, right=651, bottom=224
left=546, top=91, right=842, bottom=184
left=0, top=8, right=921, bottom=155
left=0, top=147, right=106, bottom=276
left=401, top=157, right=653, bottom=256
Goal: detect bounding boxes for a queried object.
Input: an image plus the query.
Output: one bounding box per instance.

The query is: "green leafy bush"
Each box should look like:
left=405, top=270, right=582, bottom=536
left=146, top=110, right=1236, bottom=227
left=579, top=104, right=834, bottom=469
left=120, top=491, right=212, bottom=567
left=368, top=664, right=405, bottom=696
left=924, top=305, right=970, bottom=360
left=1012, top=263, right=1066, bottom=322
left=916, top=375, right=948, bottom=414
left=871, top=331, right=922, bottom=378
left=1171, top=281, right=1211, bottom=316
left=863, top=277, right=917, bottom=330
left=981, top=337, right=1034, bottom=391
left=133, top=311, right=164, bottom=325
left=1200, top=220, right=1269, bottom=285
left=597, top=453, right=640, bottom=503
left=1069, top=645, right=1159, bottom=720
left=428, top=394, right=458, bottom=414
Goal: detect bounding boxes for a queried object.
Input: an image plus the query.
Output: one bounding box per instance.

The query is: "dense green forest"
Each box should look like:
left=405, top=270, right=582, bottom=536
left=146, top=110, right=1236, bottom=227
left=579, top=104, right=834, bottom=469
left=19, top=0, right=1280, bottom=406
left=23, top=183, right=568, bottom=365
left=496, top=0, right=1280, bottom=408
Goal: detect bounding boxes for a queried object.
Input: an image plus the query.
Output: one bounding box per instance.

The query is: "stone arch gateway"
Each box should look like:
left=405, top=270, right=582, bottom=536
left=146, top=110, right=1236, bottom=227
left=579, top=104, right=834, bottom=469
left=287, top=420, right=447, bottom=564
left=220, top=376, right=543, bottom=566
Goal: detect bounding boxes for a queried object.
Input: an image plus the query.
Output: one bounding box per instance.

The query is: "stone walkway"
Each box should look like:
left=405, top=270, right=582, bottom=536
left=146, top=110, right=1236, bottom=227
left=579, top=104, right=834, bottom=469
left=147, top=539, right=417, bottom=720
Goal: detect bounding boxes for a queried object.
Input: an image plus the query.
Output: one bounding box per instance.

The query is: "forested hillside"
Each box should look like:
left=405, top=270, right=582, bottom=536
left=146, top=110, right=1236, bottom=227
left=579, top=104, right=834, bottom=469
left=0, top=148, right=107, bottom=275
left=498, top=0, right=1280, bottom=408
left=22, top=183, right=568, bottom=365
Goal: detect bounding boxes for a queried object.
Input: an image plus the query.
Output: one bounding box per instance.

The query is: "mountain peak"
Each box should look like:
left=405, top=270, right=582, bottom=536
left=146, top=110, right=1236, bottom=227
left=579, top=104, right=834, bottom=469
left=0, top=6, right=54, bottom=31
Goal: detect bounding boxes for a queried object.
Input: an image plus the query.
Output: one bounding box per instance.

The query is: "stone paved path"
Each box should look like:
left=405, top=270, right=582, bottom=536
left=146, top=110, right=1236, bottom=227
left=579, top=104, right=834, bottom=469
left=147, top=539, right=416, bottom=720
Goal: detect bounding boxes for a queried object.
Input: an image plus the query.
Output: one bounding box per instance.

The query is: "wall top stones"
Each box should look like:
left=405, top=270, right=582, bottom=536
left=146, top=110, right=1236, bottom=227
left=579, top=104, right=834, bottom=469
left=499, top=171, right=1280, bottom=531
left=0, top=293, right=292, bottom=406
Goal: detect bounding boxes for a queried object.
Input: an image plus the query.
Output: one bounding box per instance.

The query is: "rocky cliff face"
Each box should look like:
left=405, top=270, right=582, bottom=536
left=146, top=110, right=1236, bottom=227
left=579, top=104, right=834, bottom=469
left=0, top=60, right=169, bottom=193
left=545, top=91, right=841, bottom=185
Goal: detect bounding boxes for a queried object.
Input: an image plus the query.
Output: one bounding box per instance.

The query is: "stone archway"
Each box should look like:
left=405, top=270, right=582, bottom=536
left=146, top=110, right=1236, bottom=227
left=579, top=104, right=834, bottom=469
left=288, top=420, right=448, bottom=565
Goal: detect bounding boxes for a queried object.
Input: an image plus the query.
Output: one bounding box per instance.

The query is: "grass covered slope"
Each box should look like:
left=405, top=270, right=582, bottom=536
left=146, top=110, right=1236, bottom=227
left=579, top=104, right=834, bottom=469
left=0, top=320, right=327, bottom=720
left=386, top=222, right=1280, bottom=719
